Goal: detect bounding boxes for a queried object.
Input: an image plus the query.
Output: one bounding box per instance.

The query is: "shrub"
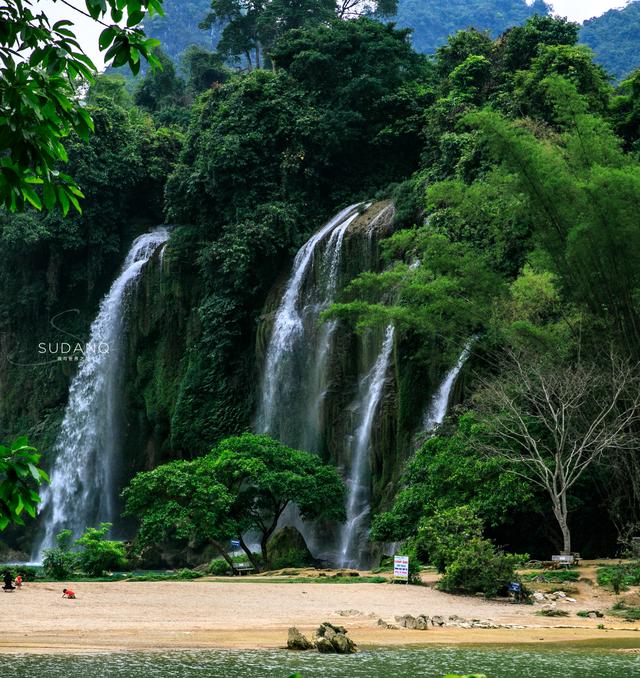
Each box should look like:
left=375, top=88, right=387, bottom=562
left=208, top=558, right=232, bottom=576
left=75, top=524, right=127, bottom=577
left=416, top=506, right=484, bottom=573
left=597, top=563, right=640, bottom=593
left=1, top=565, right=39, bottom=580
left=174, top=568, right=204, bottom=580
left=438, top=537, right=525, bottom=597
left=269, top=547, right=312, bottom=571
left=42, top=530, right=77, bottom=580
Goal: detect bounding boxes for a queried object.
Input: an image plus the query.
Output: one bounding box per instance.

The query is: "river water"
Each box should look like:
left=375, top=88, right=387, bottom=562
left=2, top=646, right=639, bottom=677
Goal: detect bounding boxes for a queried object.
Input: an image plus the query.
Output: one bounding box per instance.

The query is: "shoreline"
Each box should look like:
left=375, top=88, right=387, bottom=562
left=1, top=577, right=639, bottom=654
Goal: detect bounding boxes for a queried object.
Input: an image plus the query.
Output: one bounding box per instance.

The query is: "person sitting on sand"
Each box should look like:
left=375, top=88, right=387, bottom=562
left=14, top=574, right=22, bottom=589
left=2, top=571, right=15, bottom=591
left=62, top=588, right=76, bottom=599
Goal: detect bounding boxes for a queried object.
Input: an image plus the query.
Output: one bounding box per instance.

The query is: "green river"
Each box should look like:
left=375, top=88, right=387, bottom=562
left=2, top=645, right=639, bottom=677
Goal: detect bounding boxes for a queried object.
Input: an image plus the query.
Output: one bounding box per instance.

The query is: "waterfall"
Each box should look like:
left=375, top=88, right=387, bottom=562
left=257, top=203, right=363, bottom=452
left=422, top=340, right=473, bottom=432
left=256, top=203, right=397, bottom=566
left=338, top=324, right=395, bottom=569
left=33, top=228, right=169, bottom=560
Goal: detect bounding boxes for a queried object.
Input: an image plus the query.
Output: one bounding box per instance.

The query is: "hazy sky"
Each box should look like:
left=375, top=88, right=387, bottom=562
left=37, top=0, right=633, bottom=68
left=547, top=0, right=630, bottom=22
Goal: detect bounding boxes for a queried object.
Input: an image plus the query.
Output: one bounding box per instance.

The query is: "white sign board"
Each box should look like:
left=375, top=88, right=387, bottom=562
left=394, top=555, right=409, bottom=580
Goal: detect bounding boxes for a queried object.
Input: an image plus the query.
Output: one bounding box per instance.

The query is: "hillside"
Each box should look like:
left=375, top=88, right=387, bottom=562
left=581, top=1, right=640, bottom=79
left=393, top=0, right=550, bottom=53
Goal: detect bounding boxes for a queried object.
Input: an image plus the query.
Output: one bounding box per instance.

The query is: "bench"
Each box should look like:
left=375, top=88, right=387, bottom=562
left=233, top=563, right=256, bottom=576
left=551, top=554, right=577, bottom=569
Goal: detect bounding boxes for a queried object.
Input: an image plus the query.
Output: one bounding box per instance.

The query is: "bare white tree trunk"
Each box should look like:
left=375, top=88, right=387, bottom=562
left=475, top=351, right=640, bottom=556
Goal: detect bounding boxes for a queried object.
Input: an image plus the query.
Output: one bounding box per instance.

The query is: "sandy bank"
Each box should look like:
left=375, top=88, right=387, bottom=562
left=1, top=575, right=639, bottom=653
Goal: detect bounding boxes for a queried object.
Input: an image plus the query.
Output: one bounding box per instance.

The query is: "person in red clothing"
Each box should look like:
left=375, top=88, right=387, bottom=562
left=62, top=588, right=76, bottom=599
left=14, top=574, right=22, bottom=589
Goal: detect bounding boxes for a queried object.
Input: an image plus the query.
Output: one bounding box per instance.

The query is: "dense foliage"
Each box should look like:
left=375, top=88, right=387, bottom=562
left=43, top=524, right=126, bottom=578
left=581, top=1, right=640, bottom=80
left=0, top=0, right=164, bottom=212
left=4, top=2, right=640, bottom=567
left=0, top=437, right=47, bottom=531
left=124, top=434, right=345, bottom=570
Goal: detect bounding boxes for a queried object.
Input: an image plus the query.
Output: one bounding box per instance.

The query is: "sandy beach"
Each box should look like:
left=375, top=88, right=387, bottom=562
left=1, top=567, right=639, bottom=653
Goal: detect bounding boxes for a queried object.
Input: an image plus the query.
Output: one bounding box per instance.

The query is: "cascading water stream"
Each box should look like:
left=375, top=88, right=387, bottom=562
left=338, top=325, right=395, bottom=569
left=422, top=340, right=474, bottom=433
left=257, top=203, right=363, bottom=451
left=33, top=228, right=169, bottom=560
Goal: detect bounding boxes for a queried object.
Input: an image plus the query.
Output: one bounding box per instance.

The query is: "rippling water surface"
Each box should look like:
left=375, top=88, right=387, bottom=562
left=2, top=647, right=640, bottom=678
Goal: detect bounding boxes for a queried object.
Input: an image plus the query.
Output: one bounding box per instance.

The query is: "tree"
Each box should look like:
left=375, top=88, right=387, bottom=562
left=464, top=78, right=640, bottom=357
left=181, top=45, right=229, bottom=96
left=124, top=434, right=346, bottom=571
left=42, top=529, right=77, bottom=579
left=1, top=0, right=164, bottom=213
left=499, top=15, right=579, bottom=73
left=370, top=414, right=534, bottom=546
left=0, top=436, right=48, bottom=531
left=201, top=0, right=398, bottom=68
left=74, top=523, right=127, bottom=576
left=326, top=232, right=503, bottom=364
left=209, top=434, right=346, bottom=569
left=134, top=49, right=185, bottom=112
left=474, top=351, right=640, bottom=555
left=122, top=457, right=238, bottom=570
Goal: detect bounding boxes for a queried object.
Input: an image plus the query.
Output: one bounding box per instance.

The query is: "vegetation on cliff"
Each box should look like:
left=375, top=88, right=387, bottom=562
left=3, top=3, right=640, bottom=571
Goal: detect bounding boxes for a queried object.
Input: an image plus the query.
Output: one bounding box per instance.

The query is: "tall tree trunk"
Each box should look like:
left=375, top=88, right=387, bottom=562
left=551, top=494, right=572, bottom=555
left=238, top=534, right=261, bottom=572
left=210, top=539, right=238, bottom=574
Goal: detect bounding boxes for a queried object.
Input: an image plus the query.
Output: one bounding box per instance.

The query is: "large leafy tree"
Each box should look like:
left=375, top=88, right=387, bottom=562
left=0, top=437, right=48, bottom=531
left=370, top=415, right=533, bottom=547
left=124, top=434, right=346, bottom=570
left=201, top=0, right=398, bottom=67
left=0, top=0, right=164, bottom=213
left=209, top=434, right=346, bottom=569
left=122, top=457, right=238, bottom=569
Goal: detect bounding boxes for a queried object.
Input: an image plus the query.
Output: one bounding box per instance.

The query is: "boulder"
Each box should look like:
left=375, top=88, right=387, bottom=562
left=396, top=614, right=418, bottom=629
left=415, top=615, right=429, bottom=630
left=287, top=627, right=313, bottom=651
left=431, top=615, right=445, bottom=627
left=268, top=526, right=315, bottom=569
left=377, top=618, right=399, bottom=629
left=315, top=637, right=335, bottom=653
left=314, top=622, right=357, bottom=654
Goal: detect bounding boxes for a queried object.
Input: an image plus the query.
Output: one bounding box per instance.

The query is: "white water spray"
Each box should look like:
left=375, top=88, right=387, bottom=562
left=423, top=340, right=474, bottom=432
left=33, top=228, right=169, bottom=560
left=257, top=204, right=363, bottom=450
left=338, top=325, right=395, bottom=568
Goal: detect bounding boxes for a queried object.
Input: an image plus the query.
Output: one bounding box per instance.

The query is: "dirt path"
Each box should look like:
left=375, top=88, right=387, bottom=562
left=1, top=573, right=639, bottom=653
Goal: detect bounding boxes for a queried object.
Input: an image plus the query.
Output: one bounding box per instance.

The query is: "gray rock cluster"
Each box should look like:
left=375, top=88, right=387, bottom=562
left=286, top=623, right=358, bottom=654
left=533, top=590, right=577, bottom=603
left=376, top=614, right=514, bottom=630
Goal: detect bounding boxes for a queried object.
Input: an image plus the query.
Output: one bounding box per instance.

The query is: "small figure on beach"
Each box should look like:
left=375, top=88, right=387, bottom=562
left=62, top=588, right=76, bottom=599
left=2, top=571, right=15, bottom=591
left=14, top=574, right=22, bottom=589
